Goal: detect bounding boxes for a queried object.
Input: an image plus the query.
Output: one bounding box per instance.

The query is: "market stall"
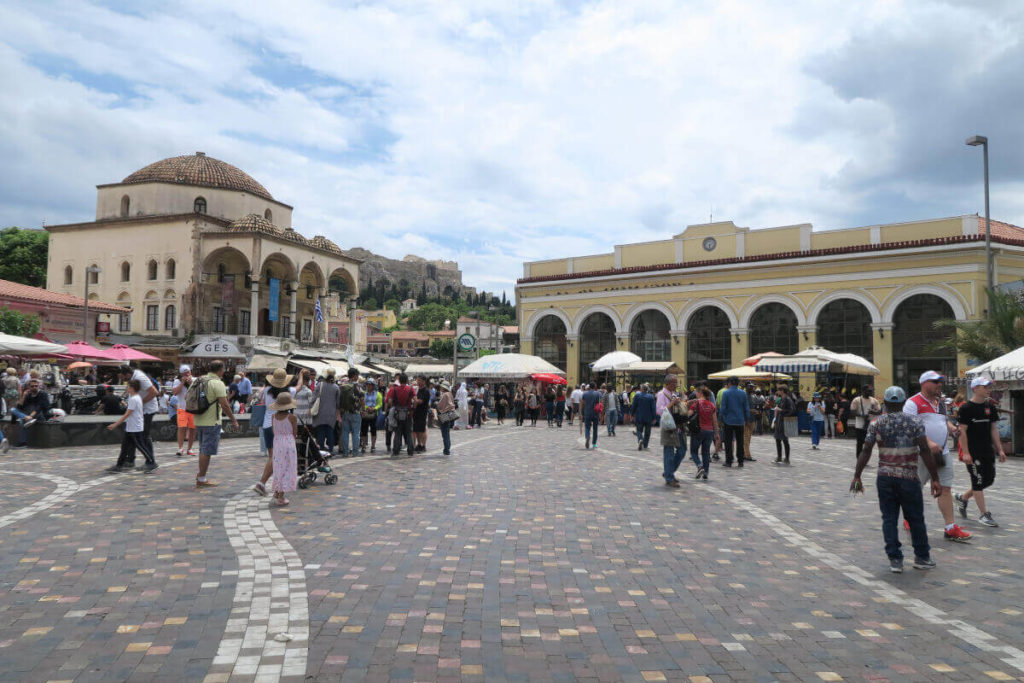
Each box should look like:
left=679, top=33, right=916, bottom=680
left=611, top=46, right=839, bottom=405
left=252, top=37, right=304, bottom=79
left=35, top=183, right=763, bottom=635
left=965, top=347, right=1024, bottom=455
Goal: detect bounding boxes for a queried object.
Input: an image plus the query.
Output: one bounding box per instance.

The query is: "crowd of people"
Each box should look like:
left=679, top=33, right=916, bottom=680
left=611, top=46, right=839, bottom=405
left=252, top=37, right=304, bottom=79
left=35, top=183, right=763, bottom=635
left=2, top=357, right=1011, bottom=573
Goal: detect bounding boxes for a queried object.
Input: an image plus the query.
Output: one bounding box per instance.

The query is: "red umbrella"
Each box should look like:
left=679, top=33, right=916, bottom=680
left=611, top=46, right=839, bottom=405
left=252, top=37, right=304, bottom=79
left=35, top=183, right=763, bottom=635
left=531, top=372, right=567, bottom=385
left=63, top=340, right=123, bottom=361
left=742, top=351, right=783, bottom=367
left=107, top=344, right=162, bottom=362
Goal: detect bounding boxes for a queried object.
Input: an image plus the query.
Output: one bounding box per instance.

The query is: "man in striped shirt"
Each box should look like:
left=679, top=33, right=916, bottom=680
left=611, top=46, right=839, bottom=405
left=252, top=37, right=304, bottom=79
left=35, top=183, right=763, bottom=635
left=852, top=385, right=941, bottom=574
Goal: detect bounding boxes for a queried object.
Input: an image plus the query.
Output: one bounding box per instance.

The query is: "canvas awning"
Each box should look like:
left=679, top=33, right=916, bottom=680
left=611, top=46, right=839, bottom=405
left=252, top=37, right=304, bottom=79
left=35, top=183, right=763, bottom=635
left=966, top=346, right=1024, bottom=381
left=247, top=353, right=288, bottom=371
left=622, top=361, right=682, bottom=374
left=707, top=365, right=793, bottom=381
left=404, top=363, right=452, bottom=377
left=366, top=362, right=400, bottom=375
left=458, top=353, right=565, bottom=379
left=289, top=358, right=347, bottom=377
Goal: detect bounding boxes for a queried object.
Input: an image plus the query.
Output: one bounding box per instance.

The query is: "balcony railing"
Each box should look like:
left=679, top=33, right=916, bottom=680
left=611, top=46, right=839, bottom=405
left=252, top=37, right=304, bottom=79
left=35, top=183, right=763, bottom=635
left=193, top=320, right=250, bottom=336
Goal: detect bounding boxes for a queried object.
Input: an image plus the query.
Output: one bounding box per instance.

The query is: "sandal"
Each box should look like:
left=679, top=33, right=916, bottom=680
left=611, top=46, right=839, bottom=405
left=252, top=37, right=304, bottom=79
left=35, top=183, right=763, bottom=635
left=275, top=496, right=289, bottom=506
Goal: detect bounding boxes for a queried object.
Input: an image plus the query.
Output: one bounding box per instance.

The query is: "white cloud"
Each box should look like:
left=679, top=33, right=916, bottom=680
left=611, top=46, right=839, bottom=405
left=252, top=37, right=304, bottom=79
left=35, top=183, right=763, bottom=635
left=1, top=0, right=1023, bottom=298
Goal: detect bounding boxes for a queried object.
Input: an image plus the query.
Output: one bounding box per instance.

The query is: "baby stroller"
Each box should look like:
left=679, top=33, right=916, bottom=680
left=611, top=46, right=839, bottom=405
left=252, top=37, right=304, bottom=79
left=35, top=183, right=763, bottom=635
left=297, top=423, right=338, bottom=488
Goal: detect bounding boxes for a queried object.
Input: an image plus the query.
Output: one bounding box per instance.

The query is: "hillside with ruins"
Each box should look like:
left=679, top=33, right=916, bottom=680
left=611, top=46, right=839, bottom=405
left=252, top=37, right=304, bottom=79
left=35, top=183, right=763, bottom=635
left=347, top=248, right=477, bottom=301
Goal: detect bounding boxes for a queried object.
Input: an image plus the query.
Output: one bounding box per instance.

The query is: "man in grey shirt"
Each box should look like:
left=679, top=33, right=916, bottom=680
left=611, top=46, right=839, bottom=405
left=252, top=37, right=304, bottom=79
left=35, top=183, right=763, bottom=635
left=312, top=368, right=342, bottom=454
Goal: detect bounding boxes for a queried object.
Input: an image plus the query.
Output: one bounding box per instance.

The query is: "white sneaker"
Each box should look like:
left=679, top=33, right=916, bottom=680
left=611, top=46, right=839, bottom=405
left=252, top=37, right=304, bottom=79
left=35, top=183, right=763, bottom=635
left=22, top=418, right=36, bottom=428
left=0, top=438, right=9, bottom=454
left=979, top=512, right=999, bottom=527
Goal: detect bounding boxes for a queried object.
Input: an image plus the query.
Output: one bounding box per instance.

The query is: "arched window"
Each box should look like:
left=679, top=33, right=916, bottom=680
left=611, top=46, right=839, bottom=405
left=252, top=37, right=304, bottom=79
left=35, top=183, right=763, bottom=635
left=578, top=313, right=616, bottom=384
left=193, top=196, right=207, bottom=214
left=166, top=259, right=176, bottom=280
left=88, top=264, right=100, bottom=285
left=686, top=306, right=731, bottom=387
left=534, top=315, right=567, bottom=371
left=165, top=305, right=177, bottom=330
left=120, top=195, right=130, bottom=217
left=816, top=299, right=873, bottom=360
left=120, top=261, right=131, bottom=282
left=64, top=265, right=73, bottom=285
left=264, top=208, right=273, bottom=222
left=749, top=303, right=798, bottom=356
left=629, top=310, right=671, bottom=361
left=893, top=294, right=956, bottom=392
left=147, top=259, right=157, bottom=280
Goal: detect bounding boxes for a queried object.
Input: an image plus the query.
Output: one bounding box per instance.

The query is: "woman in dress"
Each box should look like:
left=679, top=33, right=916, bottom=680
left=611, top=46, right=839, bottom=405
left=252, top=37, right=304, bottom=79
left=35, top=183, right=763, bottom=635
left=268, top=392, right=298, bottom=506
left=455, top=382, right=469, bottom=430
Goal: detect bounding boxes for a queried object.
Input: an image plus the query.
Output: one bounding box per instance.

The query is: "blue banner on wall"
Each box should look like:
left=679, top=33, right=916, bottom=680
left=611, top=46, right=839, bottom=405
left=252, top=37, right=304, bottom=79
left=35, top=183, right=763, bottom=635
left=269, top=277, right=279, bottom=321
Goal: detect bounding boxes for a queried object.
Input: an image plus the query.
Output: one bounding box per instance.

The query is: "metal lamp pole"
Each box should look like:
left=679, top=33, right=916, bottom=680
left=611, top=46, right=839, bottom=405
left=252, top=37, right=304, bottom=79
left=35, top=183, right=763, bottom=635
left=966, top=135, right=992, bottom=305
left=82, top=265, right=101, bottom=341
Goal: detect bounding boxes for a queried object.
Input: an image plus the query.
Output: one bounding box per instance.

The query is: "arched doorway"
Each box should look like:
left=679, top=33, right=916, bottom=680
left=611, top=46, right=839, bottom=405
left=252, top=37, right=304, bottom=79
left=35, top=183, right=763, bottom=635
left=630, top=310, right=671, bottom=361
left=893, top=294, right=956, bottom=393
left=816, top=299, right=873, bottom=359
left=298, top=262, right=325, bottom=342
left=259, top=253, right=296, bottom=337
left=748, top=303, right=798, bottom=356
left=686, top=306, right=731, bottom=387
left=578, top=313, right=616, bottom=385
left=200, top=247, right=251, bottom=335
left=534, top=315, right=567, bottom=371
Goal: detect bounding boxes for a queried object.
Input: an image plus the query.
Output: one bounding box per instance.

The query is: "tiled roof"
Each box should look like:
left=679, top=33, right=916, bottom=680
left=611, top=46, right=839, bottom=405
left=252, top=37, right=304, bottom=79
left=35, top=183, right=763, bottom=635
left=310, top=235, right=344, bottom=255
left=518, top=229, right=1024, bottom=284
left=228, top=214, right=279, bottom=235
left=281, top=227, right=309, bottom=246
left=120, top=152, right=274, bottom=200
left=457, top=316, right=482, bottom=323
left=0, top=279, right=129, bottom=313
left=425, top=330, right=456, bottom=338
left=391, top=330, right=429, bottom=340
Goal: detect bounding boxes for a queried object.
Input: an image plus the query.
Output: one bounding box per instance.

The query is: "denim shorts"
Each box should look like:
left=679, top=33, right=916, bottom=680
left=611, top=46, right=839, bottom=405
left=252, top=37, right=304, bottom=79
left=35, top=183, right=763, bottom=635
left=197, top=425, right=221, bottom=455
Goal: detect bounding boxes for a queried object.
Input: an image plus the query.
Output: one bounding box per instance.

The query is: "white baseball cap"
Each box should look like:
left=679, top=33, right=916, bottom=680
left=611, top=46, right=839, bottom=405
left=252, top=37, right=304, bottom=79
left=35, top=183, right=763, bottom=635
left=918, top=370, right=945, bottom=384
left=179, top=364, right=192, bottom=373
left=970, top=376, right=993, bottom=389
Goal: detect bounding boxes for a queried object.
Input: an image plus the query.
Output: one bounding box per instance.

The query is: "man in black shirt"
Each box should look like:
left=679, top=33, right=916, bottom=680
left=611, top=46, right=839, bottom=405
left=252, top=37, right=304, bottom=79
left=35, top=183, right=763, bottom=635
left=955, top=377, right=1006, bottom=527
left=412, top=375, right=431, bottom=453
left=95, top=386, right=125, bottom=415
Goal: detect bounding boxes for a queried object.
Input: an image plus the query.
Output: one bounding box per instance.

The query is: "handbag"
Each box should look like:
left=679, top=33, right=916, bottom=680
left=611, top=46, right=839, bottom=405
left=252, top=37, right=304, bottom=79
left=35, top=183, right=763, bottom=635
left=439, top=408, right=459, bottom=424
left=311, top=386, right=322, bottom=416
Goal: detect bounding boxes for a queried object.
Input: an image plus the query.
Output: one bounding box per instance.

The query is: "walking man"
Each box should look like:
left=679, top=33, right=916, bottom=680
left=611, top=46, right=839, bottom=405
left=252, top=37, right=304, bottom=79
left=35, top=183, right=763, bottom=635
left=171, top=365, right=195, bottom=457
left=338, top=368, right=362, bottom=457
left=904, top=371, right=971, bottom=542
left=569, top=384, right=583, bottom=425
left=655, top=375, right=685, bottom=482
left=603, top=384, right=620, bottom=436
left=236, top=371, right=253, bottom=413
left=581, top=383, right=601, bottom=449
left=852, top=385, right=941, bottom=573
left=193, top=360, right=238, bottom=488
left=106, top=379, right=157, bottom=472
left=719, top=376, right=751, bottom=468
left=632, top=383, right=656, bottom=450
left=119, top=364, right=159, bottom=466
left=850, top=385, right=881, bottom=458
left=955, top=376, right=1006, bottom=528
left=389, top=373, right=416, bottom=457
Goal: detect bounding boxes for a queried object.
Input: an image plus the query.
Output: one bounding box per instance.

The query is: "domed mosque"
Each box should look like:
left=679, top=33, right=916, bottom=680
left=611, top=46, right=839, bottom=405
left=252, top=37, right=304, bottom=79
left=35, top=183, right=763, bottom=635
left=45, top=152, right=361, bottom=352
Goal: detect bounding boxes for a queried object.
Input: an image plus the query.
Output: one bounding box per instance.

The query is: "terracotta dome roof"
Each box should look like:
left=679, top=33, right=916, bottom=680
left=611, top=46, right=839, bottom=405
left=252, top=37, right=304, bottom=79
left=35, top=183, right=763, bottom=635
left=228, top=214, right=279, bottom=235
left=281, top=227, right=309, bottom=246
left=121, top=152, right=274, bottom=201
left=310, top=235, right=343, bottom=254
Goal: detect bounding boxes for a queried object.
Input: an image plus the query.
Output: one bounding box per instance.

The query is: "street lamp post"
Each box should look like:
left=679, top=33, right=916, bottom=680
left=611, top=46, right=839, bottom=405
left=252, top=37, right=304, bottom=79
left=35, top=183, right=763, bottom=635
left=966, top=135, right=992, bottom=305
left=83, top=265, right=102, bottom=342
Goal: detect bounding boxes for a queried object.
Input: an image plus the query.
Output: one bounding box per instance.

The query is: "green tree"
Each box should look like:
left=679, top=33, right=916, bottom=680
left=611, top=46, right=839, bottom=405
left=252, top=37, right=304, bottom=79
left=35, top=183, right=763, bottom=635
left=361, top=297, right=378, bottom=311
left=0, top=227, right=49, bottom=287
left=383, top=298, right=401, bottom=315
left=429, top=338, right=454, bottom=359
left=932, top=288, right=1024, bottom=363
left=0, top=306, right=42, bottom=337
left=406, top=302, right=453, bottom=331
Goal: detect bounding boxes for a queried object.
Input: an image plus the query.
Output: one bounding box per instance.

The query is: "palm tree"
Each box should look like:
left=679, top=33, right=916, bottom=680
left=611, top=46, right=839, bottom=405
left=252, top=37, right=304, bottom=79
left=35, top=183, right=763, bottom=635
left=931, top=288, right=1024, bottom=362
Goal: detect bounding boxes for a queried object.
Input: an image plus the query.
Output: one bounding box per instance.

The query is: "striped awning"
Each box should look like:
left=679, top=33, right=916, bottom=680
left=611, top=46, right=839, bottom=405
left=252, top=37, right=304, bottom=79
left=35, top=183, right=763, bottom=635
left=755, top=357, right=831, bottom=374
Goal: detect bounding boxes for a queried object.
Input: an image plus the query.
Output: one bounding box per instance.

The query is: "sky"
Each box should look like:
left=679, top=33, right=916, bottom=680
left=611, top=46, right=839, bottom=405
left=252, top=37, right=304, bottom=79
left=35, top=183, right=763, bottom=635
left=2, top=0, right=1024, bottom=300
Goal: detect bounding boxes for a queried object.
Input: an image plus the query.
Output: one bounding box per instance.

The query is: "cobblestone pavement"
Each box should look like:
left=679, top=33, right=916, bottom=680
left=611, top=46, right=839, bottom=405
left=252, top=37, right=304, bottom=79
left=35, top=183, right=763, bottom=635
left=0, top=424, right=1021, bottom=682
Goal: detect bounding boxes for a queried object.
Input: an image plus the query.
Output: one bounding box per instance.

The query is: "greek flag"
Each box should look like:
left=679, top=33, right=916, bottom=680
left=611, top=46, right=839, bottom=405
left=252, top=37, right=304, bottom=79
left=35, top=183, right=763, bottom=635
left=314, top=296, right=324, bottom=323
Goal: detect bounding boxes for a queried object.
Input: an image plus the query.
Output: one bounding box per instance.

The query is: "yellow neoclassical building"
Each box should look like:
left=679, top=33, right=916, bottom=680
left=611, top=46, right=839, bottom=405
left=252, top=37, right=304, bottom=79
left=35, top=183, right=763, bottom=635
left=46, top=152, right=360, bottom=346
left=517, top=215, right=1024, bottom=391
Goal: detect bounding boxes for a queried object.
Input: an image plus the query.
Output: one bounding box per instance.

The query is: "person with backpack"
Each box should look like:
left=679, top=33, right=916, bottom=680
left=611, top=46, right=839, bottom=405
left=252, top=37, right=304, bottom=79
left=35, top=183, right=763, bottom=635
left=387, top=372, right=416, bottom=457
left=189, top=360, right=238, bottom=488
left=311, top=368, right=341, bottom=454
left=338, top=368, right=362, bottom=457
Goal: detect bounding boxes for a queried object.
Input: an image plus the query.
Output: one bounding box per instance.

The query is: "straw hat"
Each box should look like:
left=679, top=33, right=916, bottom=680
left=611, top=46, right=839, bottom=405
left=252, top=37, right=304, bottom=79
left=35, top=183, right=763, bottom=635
left=266, top=368, right=293, bottom=388
left=269, top=392, right=296, bottom=412
left=440, top=380, right=451, bottom=391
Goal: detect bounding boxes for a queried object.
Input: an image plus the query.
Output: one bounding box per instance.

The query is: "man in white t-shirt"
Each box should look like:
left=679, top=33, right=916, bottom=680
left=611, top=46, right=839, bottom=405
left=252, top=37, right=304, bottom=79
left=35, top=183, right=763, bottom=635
left=106, top=378, right=157, bottom=472
left=903, top=370, right=970, bottom=542
left=119, top=365, right=159, bottom=468
left=569, top=385, right=583, bottom=425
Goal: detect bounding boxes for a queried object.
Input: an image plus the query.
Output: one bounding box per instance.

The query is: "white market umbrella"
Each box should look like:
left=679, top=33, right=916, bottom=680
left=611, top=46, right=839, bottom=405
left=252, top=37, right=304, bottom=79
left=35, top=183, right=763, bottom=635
left=0, top=332, right=68, bottom=356
left=458, top=353, right=566, bottom=379
left=707, top=365, right=792, bottom=382
left=797, top=347, right=880, bottom=375
left=965, top=346, right=1024, bottom=381
left=757, top=347, right=879, bottom=376
left=590, top=351, right=642, bottom=372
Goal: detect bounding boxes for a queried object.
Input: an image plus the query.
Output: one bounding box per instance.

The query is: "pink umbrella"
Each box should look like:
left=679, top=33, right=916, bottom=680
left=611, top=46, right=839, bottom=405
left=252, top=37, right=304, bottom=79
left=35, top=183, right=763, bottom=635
left=742, top=351, right=783, bottom=367
left=63, top=340, right=123, bottom=361
left=107, top=344, right=162, bottom=362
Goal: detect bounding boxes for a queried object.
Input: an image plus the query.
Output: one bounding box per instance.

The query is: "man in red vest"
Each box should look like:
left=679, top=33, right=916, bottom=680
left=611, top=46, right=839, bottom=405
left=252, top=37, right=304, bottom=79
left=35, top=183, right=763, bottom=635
left=902, top=371, right=971, bottom=542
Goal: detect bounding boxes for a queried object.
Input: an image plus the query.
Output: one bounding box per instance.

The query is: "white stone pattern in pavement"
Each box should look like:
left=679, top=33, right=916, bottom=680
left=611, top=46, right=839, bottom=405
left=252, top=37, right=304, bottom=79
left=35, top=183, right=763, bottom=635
left=0, top=471, right=116, bottom=529
left=208, top=492, right=309, bottom=682
left=597, top=442, right=1024, bottom=675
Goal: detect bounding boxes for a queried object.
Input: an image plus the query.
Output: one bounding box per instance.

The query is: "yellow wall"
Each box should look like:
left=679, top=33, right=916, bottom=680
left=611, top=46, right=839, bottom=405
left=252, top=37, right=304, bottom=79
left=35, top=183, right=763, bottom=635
left=745, top=226, right=802, bottom=256
left=683, top=234, right=737, bottom=262
left=620, top=241, right=674, bottom=268
left=573, top=254, right=615, bottom=273
left=528, top=260, right=570, bottom=278
left=811, top=228, right=872, bottom=250
left=879, top=217, right=960, bottom=243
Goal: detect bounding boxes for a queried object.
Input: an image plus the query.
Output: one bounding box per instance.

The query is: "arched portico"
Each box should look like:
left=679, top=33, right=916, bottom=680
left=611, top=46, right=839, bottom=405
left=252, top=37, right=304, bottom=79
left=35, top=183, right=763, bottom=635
left=571, top=304, right=623, bottom=336
left=198, top=247, right=251, bottom=335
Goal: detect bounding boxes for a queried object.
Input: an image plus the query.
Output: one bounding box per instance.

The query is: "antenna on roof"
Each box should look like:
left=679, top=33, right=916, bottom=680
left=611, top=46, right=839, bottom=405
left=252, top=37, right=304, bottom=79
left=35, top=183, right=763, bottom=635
left=709, top=206, right=713, bottom=223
